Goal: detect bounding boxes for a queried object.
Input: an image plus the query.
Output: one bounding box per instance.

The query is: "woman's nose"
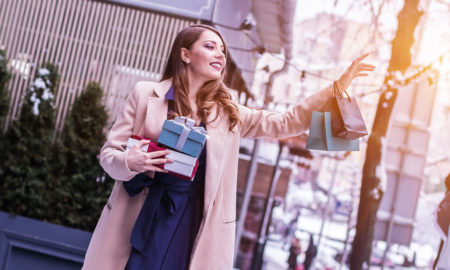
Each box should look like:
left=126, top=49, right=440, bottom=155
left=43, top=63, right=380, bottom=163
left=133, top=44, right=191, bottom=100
left=215, top=49, right=225, bottom=59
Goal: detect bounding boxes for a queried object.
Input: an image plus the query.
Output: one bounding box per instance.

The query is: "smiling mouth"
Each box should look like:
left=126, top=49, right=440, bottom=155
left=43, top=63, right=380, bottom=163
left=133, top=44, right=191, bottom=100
left=210, top=62, right=222, bottom=70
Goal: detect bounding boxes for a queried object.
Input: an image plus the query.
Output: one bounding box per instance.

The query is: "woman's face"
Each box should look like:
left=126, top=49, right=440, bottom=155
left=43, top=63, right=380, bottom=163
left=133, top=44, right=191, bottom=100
left=182, top=30, right=226, bottom=82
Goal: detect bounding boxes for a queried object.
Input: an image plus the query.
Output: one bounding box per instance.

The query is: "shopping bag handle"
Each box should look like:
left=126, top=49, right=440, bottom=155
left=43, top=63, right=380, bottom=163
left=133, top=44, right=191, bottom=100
left=333, top=81, right=351, bottom=101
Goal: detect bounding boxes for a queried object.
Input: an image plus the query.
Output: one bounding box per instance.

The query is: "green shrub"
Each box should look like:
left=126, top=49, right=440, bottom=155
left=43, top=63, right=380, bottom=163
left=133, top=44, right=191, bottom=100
left=0, top=63, right=60, bottom=221
left=0, top=63, right=112, bottom=232
left=54, top=81, right=113, bottom=231
left=0, top=50, right=11, bottom=129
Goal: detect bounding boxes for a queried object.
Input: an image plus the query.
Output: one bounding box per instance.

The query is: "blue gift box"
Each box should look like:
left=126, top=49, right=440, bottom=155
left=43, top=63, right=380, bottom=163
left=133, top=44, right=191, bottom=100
left=157, top=117, right=207, bottom=158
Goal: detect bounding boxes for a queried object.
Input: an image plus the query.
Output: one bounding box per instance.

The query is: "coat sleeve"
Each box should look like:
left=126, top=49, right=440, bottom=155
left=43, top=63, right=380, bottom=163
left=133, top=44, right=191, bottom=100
left=99, top=85, right=140, bottom=181
left=238, top=85, right=332, bottom=139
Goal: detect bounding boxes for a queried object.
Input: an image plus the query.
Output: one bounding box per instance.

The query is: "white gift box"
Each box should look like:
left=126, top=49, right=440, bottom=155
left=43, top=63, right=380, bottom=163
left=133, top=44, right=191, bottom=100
left=126, top=135, right=198, bottom=180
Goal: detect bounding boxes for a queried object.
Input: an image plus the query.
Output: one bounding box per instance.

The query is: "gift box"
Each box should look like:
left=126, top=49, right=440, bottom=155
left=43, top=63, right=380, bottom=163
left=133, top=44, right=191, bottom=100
left=127, top=135, right=199, bottom=181
left=157, top=116, right=207, bottom=158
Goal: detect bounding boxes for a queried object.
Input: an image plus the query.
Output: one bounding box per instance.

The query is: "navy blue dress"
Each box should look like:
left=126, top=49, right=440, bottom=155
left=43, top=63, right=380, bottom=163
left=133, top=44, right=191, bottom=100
left=123, top=128, right=206, bottom=270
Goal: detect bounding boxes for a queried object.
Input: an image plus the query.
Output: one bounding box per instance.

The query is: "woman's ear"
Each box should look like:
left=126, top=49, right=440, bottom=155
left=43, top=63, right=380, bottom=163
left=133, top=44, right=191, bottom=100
left=180, top=48, right=191, bottom=64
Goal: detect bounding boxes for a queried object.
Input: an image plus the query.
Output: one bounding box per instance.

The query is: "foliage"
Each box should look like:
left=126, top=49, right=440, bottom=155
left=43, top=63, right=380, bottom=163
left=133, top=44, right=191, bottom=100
left=54, top=81, right=113, bottom=231
left=0, top=64, right=112, bottom=231
left=0, top=63, right=60, bottom=221
left=0, top=50, right=11, bottom=129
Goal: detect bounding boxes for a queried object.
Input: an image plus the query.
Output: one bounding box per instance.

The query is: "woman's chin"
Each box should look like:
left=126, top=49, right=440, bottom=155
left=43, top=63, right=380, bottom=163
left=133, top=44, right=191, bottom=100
left=203, top=74, right=221, bottom=82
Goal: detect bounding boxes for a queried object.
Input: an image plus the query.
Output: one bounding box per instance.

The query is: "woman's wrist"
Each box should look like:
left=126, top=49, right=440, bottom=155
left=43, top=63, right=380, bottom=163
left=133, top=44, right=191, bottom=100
left=334, top=80, right=344, bottom=96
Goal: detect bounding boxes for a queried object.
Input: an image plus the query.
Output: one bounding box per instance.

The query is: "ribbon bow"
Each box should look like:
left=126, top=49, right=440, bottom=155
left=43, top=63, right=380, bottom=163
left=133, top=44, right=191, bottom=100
left=172, top=117, right=207, bottom=151
left=122, top=173, right=199, bottom=256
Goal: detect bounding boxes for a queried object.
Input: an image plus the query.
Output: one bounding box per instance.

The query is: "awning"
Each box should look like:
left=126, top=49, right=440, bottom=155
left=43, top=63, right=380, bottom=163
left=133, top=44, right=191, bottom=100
left=251, top=0, right=296, bottom=59
left=212, top=0, right=296, bottom=92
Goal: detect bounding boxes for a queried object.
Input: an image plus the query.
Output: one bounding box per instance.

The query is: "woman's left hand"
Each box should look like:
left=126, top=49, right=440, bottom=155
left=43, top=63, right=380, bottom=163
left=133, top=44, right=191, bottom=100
left=336, top=53, right=375, bottom=91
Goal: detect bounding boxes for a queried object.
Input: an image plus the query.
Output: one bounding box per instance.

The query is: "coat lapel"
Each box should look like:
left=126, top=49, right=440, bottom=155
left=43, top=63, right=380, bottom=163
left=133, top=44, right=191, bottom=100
left=143, top=98, right=167, bottom=141
left=204, top=107, right=230, bottom=215
left=141, top=79, right=172, bottom=140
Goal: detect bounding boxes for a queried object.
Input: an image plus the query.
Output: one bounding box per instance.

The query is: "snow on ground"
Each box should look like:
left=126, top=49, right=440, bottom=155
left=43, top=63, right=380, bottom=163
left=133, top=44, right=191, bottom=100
left=262, top=181, right=444, bottom=269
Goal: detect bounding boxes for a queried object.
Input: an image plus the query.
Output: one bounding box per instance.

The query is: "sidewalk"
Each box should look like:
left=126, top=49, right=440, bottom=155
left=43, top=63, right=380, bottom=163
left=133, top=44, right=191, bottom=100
left=263, top=238, right=291, bottom=270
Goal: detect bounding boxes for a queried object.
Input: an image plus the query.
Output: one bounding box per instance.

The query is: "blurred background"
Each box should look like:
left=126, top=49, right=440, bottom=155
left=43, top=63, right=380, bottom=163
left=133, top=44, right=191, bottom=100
left=0, top=0, right=449, bottom=269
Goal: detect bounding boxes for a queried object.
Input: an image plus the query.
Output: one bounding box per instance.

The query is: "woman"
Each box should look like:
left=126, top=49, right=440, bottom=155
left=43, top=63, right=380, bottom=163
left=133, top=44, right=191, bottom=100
left=82, top=24, right=374, bottom=269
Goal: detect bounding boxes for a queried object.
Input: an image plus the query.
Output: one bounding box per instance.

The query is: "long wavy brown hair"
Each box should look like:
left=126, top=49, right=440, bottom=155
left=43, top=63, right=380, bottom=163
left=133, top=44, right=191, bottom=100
left=161, top=24, right=241, bottom=132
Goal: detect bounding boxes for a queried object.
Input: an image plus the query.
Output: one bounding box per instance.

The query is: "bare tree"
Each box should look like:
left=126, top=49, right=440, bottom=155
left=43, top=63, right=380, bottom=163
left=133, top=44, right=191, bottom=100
left=349, top=0, right=423, bottom=269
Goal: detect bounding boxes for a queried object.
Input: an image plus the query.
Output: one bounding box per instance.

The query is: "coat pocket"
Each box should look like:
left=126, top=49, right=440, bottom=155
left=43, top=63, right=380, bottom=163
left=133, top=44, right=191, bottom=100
left=223, top=218, right=236, bottom=228
left=221, top=181, right=237, bottom=224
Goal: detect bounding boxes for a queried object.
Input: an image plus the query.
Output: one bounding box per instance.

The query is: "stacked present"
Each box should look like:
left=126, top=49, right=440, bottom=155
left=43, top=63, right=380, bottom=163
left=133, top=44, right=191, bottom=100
left=126, top=117, right=207, bottom=180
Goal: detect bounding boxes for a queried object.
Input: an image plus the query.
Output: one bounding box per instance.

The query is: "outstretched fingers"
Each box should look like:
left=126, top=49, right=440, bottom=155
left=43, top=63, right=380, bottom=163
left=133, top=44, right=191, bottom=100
left=358, top=65, right=375, bottom=72
left=356, top=72, right=370, bottom=77
left=356, top=53, right=370, bottom=62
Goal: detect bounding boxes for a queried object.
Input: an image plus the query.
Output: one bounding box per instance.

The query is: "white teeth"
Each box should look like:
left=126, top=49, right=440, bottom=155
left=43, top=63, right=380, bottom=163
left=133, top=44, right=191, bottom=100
left=211, top=63, right=221, bottom=68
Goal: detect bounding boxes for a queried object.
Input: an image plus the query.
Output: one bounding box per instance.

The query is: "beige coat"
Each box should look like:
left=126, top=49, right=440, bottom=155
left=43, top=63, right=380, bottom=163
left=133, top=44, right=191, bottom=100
left=82, top=79, right=331, bottom=269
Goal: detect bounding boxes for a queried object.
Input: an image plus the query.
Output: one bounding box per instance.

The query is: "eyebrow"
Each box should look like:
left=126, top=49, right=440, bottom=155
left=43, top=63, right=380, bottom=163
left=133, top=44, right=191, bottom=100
left=204, top=40, right=224, bottom=49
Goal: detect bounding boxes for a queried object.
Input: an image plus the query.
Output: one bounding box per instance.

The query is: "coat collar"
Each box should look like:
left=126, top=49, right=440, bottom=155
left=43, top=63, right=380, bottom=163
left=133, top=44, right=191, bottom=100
left=153, top=78, right=173, bottom=98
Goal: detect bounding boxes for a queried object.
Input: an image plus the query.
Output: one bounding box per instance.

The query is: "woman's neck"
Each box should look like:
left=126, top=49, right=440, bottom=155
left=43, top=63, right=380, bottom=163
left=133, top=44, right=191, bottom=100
left=187, top=73, right=206, bottom=104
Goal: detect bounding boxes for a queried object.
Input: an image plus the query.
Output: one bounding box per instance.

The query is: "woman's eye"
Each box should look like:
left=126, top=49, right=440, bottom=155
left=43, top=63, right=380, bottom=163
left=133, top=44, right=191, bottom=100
left=205, top=44, right=214, bottom=49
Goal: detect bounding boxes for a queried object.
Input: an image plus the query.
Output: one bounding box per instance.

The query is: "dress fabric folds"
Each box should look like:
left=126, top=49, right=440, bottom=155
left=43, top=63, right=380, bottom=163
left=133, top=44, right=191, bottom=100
left=124, top=128, right=206, bottom=270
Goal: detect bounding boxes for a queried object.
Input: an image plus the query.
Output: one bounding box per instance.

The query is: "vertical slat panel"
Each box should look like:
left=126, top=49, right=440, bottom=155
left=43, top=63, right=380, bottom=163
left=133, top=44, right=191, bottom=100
left=115, top=8, right=144, bottom=110
left=13, top=0, right=42, bottom=105
left=108, top=7, right=135, bottom=118
left=142, top=13, right=159, bottom=79
left=46, top=0, right=68, bottom=64
left=51, top=0, right=75, bottom=116
left=88, top=2, right=111, bottom=84
left=2, top=0, right=22, bottom=125
left=42, top=0, right=63, bottom=64
left=72, top=0, right=98, bottom=95
left=78, top=1, right=103, bottom=86
left=53, top=0, right=79, bottom=130
left=16, top=0, right=53, bottom=107
left=29, top=0, right=53, bottom=67
left=2, top=0, right=20, bottom=54
left=8, top=0, right=39, bottom=122
left=56, top=0, right=90, bottom=132
left=2, top=0, right=195, bottom=131
left=133, top=10, right=150, bottom=75
left=0, top=0, right=12, bottom=43
left=135, top=12, right=153, bottom=77
left=124, top=9, right=143, bottom=76
left=36, top=0, right=58, bottom=64
left=157, top=17, right=178, bottom=74
left=99, top=7, right=125, bottom=115
left=98, top=6, right=125, bottom=91
left=4, top=0, right=29, bottom=121
left=148, top=15, right=165, bottom=79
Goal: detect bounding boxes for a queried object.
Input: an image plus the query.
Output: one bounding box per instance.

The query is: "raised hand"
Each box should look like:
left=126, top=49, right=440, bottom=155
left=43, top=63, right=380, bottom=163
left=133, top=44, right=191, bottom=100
left=336, top=53, right=375, bottom=91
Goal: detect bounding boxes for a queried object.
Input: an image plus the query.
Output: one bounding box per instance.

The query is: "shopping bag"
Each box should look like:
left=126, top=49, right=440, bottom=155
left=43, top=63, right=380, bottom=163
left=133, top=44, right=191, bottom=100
left=328, top=82, right=368, bottom=139
left=323, top=112, right=359, bottom=151
left=305, top=111, right=327, bottom=150
left=437, top=226, right=450, bottom=270
left=437, top=192, right=450, bottom=239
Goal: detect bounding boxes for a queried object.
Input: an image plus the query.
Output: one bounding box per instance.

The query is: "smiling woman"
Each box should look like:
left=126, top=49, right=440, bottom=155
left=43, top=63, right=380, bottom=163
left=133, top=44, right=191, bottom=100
left=82, top=24, right=374, bottom=270
left=160, top=25, right=240, bottom=130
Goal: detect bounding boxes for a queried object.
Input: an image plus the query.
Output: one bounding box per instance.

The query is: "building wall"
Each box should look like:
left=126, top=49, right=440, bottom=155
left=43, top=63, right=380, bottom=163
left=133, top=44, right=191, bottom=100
left=0, top=0, right=195, bottom=131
